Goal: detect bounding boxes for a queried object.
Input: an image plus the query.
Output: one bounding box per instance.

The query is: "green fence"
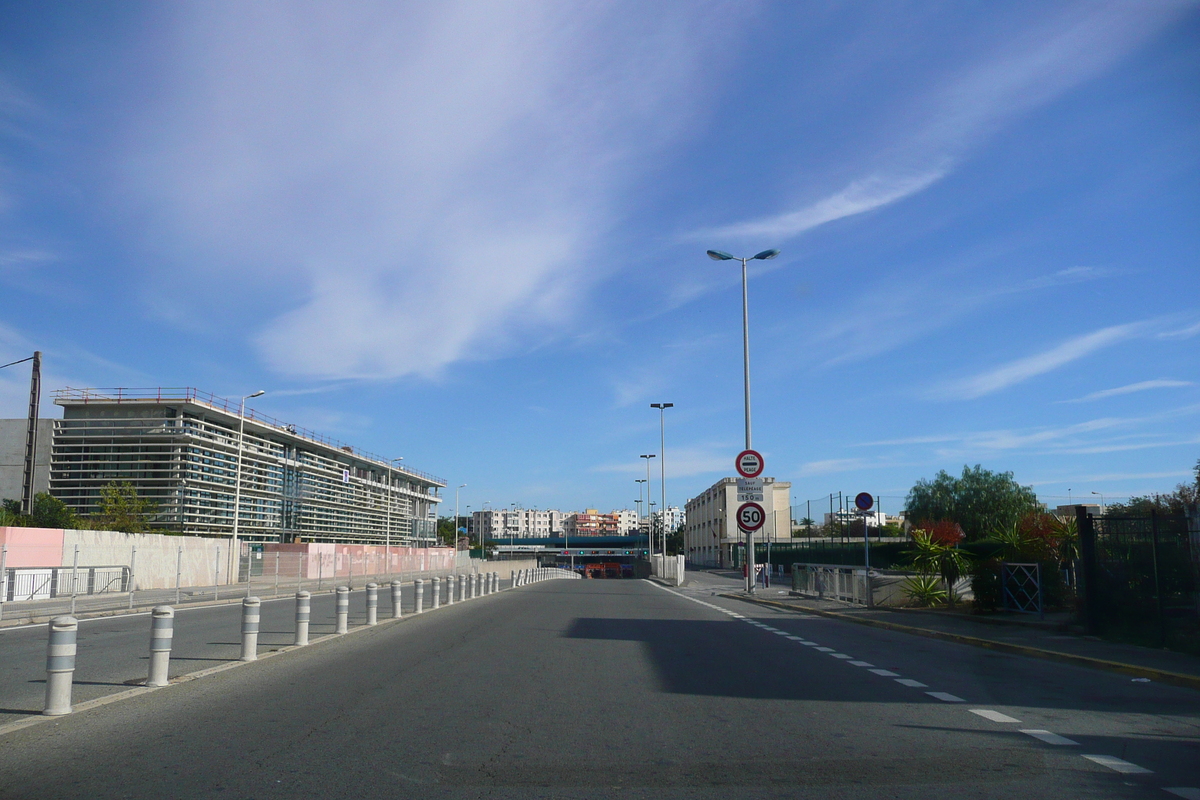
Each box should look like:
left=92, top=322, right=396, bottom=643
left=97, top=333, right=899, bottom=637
left=731, top=540, right=912, bottom=570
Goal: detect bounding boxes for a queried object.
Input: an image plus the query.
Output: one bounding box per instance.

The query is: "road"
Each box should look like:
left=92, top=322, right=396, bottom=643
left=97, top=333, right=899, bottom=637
left=0, top=571, right=1197, bottom=798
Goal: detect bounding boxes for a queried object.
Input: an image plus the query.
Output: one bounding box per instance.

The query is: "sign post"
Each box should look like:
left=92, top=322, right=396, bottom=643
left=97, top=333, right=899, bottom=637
left=736, top=447, right=766, bottom=593
left=854, top=492, right=874, bottom=606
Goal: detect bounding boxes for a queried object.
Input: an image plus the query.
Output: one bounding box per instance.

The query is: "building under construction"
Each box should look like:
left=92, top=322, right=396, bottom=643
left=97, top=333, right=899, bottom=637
left=48, top=388, right=443, bottom=544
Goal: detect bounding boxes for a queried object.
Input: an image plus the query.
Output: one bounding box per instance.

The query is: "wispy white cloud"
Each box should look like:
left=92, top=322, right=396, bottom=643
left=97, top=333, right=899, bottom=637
left=1060, top=379, right=1193, bottom=403
left=938, top=322, right=1144, bottom=400
left=797, top=458, right=872, bottom=477
left=592, top=444, right=730, bottom=479
left=114, top=2, right=748, bottom=380
left=697, top=168, right=947, bottom=241
left=1158, top=320, right=1200, bottom=340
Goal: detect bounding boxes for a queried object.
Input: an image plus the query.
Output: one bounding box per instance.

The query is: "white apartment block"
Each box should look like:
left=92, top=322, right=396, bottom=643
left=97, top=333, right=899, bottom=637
left=682, top=477, right=791, bottom=568
left=471, top=508, right=562, bottom=539
left=615, top=509, right=640, bottom=535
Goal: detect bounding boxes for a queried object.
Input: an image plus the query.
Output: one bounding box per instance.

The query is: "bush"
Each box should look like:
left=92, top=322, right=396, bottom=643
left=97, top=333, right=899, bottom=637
left=902, top=574, right=947, bottom=607
left=970, top=559, right=1002, bottom=612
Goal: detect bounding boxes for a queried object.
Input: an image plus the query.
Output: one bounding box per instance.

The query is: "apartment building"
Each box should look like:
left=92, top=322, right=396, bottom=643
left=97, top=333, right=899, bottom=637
left=48, top=387, right=443, bottom=544
left=471, top=508, right=563, bottom=539
left=682, top=477, right=791, bottom=568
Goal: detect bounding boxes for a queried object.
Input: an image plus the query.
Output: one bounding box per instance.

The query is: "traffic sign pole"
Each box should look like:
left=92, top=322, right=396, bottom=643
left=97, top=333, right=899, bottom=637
left=854, top=492, right=874, bottom=606
left=735, top=452, right=765, bottom=593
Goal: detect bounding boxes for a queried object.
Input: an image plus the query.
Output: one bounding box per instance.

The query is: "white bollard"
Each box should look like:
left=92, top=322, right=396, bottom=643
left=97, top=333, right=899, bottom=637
left=510, top=570, right=516, bottom=588
left=471, top=573, right=478, bottom=599
left=336, top=586, right=350, bottom=633
left=492, top=572, right=498, bottom=593
left=459, top=574, right=467, bottom=601
left=446, top=574, right=455, bottom=605
left=295, top=590, right=311, bottom=646
left=391, top=580, right=403, bottom=619
left=366, top=582, right=379, bottom=626
left=432, top=577, right=441, bottom=609
left=43, top=616, right=77, bottom=716
left=415, top=579, right=425, bottom=613
left=147, top=606, right=174, bottom=687
left=240, top=597, right=261, bottom=661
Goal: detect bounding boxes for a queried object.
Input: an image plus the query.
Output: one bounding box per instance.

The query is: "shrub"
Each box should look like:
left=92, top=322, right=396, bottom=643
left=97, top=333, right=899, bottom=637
left=902, top=574, right=947, bottom=607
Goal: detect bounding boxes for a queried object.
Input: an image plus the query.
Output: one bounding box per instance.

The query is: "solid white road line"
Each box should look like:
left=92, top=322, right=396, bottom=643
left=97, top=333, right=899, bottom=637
left=1020, top=729, right=1079, bottom=746
left=1082, top=754, right=1153, bottom=774
left=869, top=669, right=900, bottom=677
left=895, top=678, right=928, bottom=688
left=926, top=691, right=965, bottom=702
left=970, top=709, right=1021, bottom=723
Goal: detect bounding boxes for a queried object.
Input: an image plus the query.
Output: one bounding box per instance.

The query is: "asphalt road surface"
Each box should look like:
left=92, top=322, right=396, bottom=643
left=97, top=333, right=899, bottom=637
left=1, top=573, right=1197, bottom=799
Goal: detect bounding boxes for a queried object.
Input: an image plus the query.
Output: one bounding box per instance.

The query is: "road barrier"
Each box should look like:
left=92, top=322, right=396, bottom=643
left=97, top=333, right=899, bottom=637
left=432, top=577, right=441, bottom=609
left=147, top=606, right=173, bottom=686
left=295, top=591, right=310, bottom=646
left=26, top=573, right=554, bottom=718
left=43, top=616, right=77, bottom=716
left=335, top=586, right=350, bottom=633
left=240, top=597, right=261, bottom=661
left=366, top=583, right=378, bottom=626
left=459, top=574, right=466, bottom=601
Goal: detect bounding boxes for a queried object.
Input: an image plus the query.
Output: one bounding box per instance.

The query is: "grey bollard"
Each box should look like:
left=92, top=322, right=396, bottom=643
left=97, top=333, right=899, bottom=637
left=471, top=573, right=478, bottom=599
left=432, top=577, right=441, bottom=609
left=415, top=579, right=425, bottom=613
left=492, top=572, right=498, bottom=593
left=446, top=574, right=455, bottom=605
left=295, top=590, right=311, bottom=646
left=391, top=580, right=403, bottom=619
left=147, top=606, right=174, bottom=687
left=241, top=596, right=261, bottom=661
left=43, top=616, right=78, bottom=716
left=366, top=582, right=379, bottom=625
left=336, top=586, right=350, bottom=633
left=459, top=574, right=467, bottom=601
left=510, top=569, right=516, bottom=588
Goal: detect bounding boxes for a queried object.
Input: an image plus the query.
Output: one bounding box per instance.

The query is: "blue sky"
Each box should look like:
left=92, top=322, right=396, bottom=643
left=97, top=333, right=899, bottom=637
left=1, top=1, right=1197, bottom=518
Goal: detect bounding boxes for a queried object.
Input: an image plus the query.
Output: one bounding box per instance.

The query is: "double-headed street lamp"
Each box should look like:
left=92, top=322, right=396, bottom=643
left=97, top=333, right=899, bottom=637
left=707, top=247, right=780, bottom=592
left=231, top=390, right=265, bottom=588
left=640, top=454, right=656, bottom=557
left=650, top=403, right=673, bottom=560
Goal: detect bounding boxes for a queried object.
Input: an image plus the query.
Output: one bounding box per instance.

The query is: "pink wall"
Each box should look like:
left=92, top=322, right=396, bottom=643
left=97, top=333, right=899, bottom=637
left=0, top=527, right=66, bottom=568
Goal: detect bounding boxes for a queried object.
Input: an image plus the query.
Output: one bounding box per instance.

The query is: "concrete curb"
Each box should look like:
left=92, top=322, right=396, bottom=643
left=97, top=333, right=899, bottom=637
left=0, top=582, right=504, bottom=740
left=720, top=593, right=1200, bottom=693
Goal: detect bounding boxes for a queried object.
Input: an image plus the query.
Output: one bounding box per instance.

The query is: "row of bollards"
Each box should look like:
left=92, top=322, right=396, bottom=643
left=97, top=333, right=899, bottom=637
left=511, top=566, right=582, bottom=587
left=40, top=572, right=506, bottom=715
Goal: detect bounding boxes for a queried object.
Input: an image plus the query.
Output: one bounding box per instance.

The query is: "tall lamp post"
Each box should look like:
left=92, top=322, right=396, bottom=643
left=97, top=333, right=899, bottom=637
left=650, top=403, right=673, bottom=560
left=635, top=479, right=647, bottom=532
left=454, top=484, right=466, bottom=581
left=640, top=455, right=656, bottom=558
left=707, top=248, right=780, bottom=592
left=1091, top=491, right=1105, bottom=515
left=386, top=457, right=403, bottom=575
left=231, top=390, right=265, bottom=587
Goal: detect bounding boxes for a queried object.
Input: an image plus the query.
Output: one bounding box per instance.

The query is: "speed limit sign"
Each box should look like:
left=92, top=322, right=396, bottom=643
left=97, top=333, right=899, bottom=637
left=737, top=501, right=766, bottom=532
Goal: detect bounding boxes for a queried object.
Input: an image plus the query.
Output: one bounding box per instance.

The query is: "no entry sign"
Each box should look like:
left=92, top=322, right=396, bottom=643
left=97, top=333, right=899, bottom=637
left=735, top=449, right=764, bottom=478
left=737, top=501, right=766, bottom=532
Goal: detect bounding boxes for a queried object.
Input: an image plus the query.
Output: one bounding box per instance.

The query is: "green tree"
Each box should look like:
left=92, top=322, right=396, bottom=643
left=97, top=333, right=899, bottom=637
left=1105, top=460, right=1199, bottom=516
left=905, top=465, right=1040, bottom=542
left=31, top=493, right=78, bottom=529
left=92, top=481, right=157, bottom=532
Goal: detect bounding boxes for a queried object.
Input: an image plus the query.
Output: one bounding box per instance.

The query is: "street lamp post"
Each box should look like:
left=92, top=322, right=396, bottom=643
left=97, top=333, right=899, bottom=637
left=1091, top=491, right=1106, bottom=515
left=635, top=479, right=647, bottom=532
left=640, top=455, right=656, bottom=558
left=706, top=248, right=780, bottom=592
left=231, top=390, right=265, bottom=588
left=454, top=484, right=466, bottom=582
left=386, top=457, right=403, bottom=578
left=650, top=403, right=673, bottom=561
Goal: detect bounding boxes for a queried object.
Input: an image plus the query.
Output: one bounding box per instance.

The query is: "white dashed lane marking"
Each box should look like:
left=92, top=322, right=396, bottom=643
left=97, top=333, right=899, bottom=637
left=869, top=669, right=900, bottom=677
left=895, top=678, right=928, bottom=688
left=970, top=709, right=1021, bottom=723
left=848, top=661, right=874, bottom=667
left=1020, top=729, right=1079, bottom=746
left=926, top=692, right=965, bottom=702
left=1083, top=754, right=1153, bottom=774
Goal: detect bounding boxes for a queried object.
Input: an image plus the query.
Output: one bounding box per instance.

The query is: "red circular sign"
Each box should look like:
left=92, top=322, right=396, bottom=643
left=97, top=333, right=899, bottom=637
left=737, top=501, right=766, bottom=531
left=854, top=492, right=874, bottom=511
left=735, top=449, right=764, bottom=478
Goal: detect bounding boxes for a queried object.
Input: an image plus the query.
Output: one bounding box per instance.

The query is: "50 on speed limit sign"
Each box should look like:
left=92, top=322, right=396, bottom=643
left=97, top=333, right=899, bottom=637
left=737, top=501, right=766, bottom=532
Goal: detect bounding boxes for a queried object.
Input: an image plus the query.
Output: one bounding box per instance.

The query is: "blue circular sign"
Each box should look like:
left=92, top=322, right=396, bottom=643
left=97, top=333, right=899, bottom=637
left=854, top=492, right=874, bottom=511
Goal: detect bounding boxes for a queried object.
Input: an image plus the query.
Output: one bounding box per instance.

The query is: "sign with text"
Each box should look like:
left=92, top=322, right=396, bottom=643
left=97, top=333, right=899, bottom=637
left=737, top=501, right=766, bottom=532
left=735, top=449, right=764, bottom=478
left=736, top=477, right=765, bottom=502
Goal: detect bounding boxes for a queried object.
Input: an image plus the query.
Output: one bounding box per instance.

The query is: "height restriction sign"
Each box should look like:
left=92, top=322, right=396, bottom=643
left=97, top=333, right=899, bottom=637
left=737, top=501, right=766, bottom=532
left=735, top=449, right=764, bottom=478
